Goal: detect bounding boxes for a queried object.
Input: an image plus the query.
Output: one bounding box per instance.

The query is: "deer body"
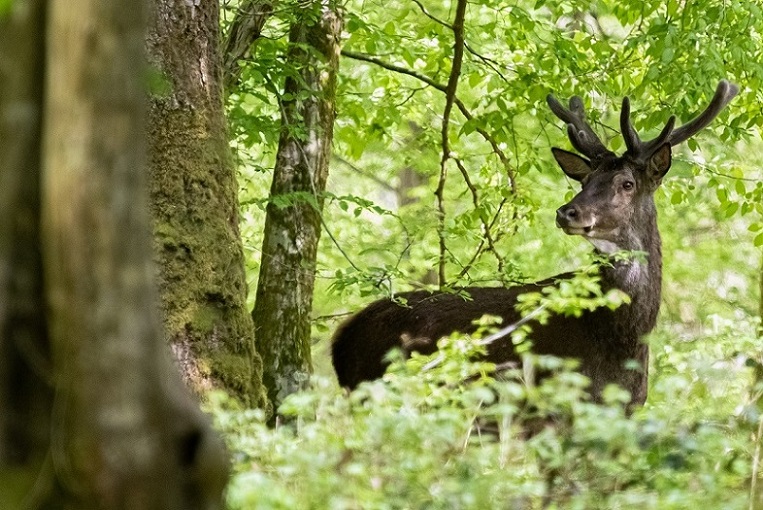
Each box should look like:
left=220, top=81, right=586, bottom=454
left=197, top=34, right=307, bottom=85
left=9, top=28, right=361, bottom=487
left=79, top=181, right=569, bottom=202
left=332, top=82, right=737, bottom=406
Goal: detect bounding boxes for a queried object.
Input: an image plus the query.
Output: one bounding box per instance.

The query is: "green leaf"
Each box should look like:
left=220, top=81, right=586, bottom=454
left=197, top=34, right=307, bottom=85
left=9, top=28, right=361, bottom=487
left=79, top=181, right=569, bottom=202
left=715, top=187, right=728, bottom=204
left=468, top=71, right=483, bottom=88
left=755, top=232, right=763, bottom=247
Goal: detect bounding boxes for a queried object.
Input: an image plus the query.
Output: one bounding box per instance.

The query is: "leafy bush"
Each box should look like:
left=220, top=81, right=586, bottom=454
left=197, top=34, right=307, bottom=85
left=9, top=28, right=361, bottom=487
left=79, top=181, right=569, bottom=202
left=212, top=313, right=760, bottom=510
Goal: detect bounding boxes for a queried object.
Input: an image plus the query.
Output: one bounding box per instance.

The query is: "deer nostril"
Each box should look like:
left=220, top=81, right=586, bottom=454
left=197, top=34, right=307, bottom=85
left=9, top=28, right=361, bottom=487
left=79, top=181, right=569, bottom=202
left=557, top=206, right=578, bottom=222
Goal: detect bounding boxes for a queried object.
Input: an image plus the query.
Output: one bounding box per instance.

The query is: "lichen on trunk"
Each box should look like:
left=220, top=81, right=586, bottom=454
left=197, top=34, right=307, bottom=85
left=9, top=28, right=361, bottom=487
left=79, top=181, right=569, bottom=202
left=252, top=2, right=343, bottom=413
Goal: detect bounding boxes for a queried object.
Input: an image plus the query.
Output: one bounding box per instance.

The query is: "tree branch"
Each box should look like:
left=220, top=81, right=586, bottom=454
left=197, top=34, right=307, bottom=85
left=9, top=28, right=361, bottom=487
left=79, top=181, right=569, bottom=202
left=222, top=0, right=274, bottom=91
left=452, top=156, right=504, bottom=272
left=436, top=0, right=467, bottom=288
left=332, top=154, right=397, bottom=192
left=341, top=49, right=518, bottom=192
left=341, top=49, right=446, bottom=92
left=464, top=41, right=511, bottom=84
left=411, top=0, right=451, bottom=29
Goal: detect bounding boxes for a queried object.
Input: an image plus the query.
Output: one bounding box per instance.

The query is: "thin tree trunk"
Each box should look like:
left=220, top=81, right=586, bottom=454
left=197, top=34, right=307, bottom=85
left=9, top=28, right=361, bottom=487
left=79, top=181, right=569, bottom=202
left=222, top=0, right=273, bottom=91
left=252, top=2, right=342, bottom=413
left=146, top=0, right=268, bottom=408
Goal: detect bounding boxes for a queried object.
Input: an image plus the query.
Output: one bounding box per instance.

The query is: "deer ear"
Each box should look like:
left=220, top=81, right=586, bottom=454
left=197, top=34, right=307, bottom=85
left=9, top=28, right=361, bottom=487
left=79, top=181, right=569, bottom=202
left=648, top=143, right=672, bottom=183
left=552, top=148, right=592, bottom=182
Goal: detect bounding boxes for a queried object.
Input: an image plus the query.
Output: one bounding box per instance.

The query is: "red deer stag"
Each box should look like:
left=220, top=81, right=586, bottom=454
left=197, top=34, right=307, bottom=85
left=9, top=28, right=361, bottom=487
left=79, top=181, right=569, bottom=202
left=332, top=81, right=738, bottom=407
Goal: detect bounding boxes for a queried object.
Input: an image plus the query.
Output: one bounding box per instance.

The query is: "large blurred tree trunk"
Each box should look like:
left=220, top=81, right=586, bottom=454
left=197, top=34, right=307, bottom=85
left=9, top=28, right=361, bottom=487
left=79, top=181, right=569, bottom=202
left=0, top=1, right=53, bottom=504
left=146, top=0, right=268, bottom=408
left=251, top=2, right=342, bottom=413
left=0, top=0, right=229, bottom=507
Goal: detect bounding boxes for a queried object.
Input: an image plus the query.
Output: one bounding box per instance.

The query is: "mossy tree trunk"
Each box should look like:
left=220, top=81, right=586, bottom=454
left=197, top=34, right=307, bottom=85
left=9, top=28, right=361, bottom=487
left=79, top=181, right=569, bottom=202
left=0, top=0, right=229, bottom=507
left=146, top=0, right=268, bottom=408
left=252, top=2, right=343, bottom=413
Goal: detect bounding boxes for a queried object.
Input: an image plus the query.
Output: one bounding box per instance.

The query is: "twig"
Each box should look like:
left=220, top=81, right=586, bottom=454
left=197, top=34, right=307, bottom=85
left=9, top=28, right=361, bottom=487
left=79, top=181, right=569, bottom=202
left=411, top=0, right=451, bottom=28
left=436, top=0, right=468, bottom=288
left=341, top=49, right=518, bottom=192
left=311, top=311, right=354, bottom=322
left=332, top=154, right=396, bottom=191
left=457, top=237, right=487, bottom=280
left=419, top=303, right=546, bottom=374
left=452, top=156, right=504, bottom=273
left=464, top=41, right=511, bottom=84
left=341, top=49, right=446, bottom=91
left=478, top=304, right=548, bottom=346
left=683, top=158, right=760, bottom=183
left=456, top=195, right=514, bottom=281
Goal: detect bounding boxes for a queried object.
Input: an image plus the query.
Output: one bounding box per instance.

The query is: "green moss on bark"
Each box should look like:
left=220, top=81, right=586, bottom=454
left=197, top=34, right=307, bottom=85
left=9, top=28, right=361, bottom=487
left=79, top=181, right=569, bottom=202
left=146, top=0, right=268, bottom=410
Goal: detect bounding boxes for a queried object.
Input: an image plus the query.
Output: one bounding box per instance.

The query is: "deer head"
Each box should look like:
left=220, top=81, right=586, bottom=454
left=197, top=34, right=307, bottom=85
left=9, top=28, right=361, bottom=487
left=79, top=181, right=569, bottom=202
left=548, top=81, right=739, bottom=254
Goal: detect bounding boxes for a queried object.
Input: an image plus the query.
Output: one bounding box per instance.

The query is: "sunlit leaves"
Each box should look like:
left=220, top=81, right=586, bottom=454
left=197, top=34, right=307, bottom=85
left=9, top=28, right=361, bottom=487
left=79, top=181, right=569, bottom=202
left=224, top=0, right=762, bottom=340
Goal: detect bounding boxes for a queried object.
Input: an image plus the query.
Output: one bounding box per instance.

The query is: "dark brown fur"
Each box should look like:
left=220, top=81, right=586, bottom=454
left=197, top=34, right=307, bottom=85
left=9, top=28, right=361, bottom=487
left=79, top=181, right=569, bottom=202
left=332, top=185, right=660, bottom=406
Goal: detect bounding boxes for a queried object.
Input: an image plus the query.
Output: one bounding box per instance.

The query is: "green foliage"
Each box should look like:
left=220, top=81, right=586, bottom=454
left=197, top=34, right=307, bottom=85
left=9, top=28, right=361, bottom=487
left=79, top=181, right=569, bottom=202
left=516, top=255, right=633, bottom=319
left=212, top=312, right=759, bottom=509
left=221, top=0, right=763, bottom=506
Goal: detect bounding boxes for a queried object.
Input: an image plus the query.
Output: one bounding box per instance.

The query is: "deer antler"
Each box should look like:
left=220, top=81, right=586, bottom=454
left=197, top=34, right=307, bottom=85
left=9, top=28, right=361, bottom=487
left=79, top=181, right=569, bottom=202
left=621, top=80, right=740, bottom=161
left=547, top=94, right=613, bottom=163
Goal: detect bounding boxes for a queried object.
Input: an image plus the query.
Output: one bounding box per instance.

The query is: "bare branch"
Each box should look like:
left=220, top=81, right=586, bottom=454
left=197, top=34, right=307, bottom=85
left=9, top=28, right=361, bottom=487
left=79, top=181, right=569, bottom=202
left=436, top=0, right=467, bottom=288
left=452, top=156, right=504, bottom=273
left=341, top=49, right=446, bottom=91
left=411, top=0, right=451, bottom=28
left=341, top=49, right=518, bottom=191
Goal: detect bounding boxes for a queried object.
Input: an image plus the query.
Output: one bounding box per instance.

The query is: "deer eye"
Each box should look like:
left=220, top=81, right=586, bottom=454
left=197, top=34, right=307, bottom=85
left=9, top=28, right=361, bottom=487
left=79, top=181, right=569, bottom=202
left=622, top=181, right=634, bottom=191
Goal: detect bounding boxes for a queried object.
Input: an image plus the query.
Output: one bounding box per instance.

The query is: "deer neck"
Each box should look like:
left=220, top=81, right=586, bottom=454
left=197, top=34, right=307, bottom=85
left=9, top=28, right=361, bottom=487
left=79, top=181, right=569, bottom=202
left=593, top=205, right=663, bottom=336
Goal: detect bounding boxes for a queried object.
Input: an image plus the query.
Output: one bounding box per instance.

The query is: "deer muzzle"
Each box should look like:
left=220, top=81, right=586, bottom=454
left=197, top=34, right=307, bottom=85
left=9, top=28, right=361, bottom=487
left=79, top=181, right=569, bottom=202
left=556, top=204, right=594, bottom=235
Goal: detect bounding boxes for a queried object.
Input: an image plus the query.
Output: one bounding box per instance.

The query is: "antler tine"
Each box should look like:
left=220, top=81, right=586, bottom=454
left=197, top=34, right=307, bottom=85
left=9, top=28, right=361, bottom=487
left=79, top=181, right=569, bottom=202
left=547, top=93, right=612, bottom=161
left=620, top=97, right=641, bottom=153
left=666, top=80, right=739, bottom=146
left=622, top=80, right=738, bottom=161
left=639, top=115, right=676, bottom=158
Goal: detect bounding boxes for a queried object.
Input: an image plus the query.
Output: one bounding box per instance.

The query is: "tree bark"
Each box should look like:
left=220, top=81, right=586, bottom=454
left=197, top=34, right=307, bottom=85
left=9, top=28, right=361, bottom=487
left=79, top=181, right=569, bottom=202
left=0, top=0, right=229, bottom=507
left=252, top=2, right=343, bottom=413
left=146, top=0, right=268, bottom=408
left=0, top=1, right=53, bottom=503
left=222, top=0, right=273, bottom=91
